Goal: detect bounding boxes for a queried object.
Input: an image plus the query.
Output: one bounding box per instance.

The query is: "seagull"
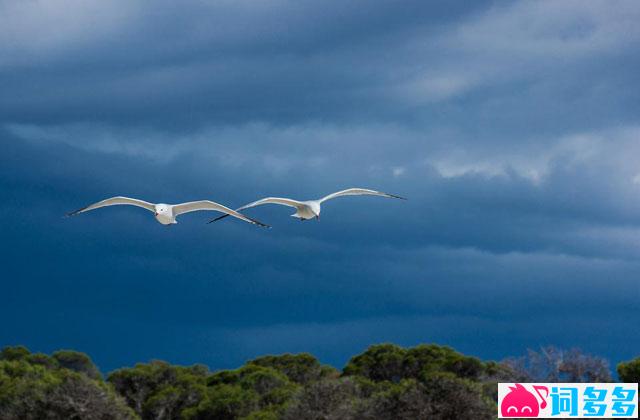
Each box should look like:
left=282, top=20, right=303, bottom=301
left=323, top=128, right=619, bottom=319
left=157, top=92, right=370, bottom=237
left=208, top=188, right=406, bottom=223
left=67, top=196, right=270, bottom=227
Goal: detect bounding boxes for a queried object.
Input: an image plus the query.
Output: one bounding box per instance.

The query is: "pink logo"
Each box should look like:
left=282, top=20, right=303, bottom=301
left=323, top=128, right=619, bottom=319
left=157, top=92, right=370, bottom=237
left=500, top=383, right=548, bottom=417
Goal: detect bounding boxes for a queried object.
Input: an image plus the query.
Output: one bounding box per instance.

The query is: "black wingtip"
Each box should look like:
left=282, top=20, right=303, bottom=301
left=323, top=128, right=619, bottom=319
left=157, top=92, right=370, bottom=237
left=206, top=213, right=270, bottom=228
left=65, top=208, right=83, bottom=217
left=207, top=213, right=231, bottom=224
left=388, top=193, right=408, bottom=200
left=247, top=216, right=271, bottom=229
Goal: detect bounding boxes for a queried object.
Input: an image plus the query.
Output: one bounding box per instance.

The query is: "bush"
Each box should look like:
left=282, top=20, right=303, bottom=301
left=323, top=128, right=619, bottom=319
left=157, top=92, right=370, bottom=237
left=108, top=360, right=208, bottom=419
left=247, top=353, right=337, bottom=385
left=0, top=347, right=135, bottom=420
left=617, top=357, right=640, bottom=383
left=1, top=343, right=619, bottom=420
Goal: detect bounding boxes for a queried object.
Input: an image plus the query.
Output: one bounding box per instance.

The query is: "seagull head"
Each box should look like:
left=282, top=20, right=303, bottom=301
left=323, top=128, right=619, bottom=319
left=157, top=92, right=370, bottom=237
left=308, top=201, right=321, bottom=217
left=154, top=204, right=170, bottom=217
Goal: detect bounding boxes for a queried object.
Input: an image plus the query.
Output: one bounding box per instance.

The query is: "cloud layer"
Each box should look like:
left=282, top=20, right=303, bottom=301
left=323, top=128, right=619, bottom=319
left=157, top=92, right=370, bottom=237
left=1, top=0, right=639, bottom=372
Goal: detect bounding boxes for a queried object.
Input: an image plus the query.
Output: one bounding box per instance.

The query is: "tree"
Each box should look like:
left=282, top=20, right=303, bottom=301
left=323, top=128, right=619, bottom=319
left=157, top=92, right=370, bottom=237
left=343, top=343, right=488, bottom=383
left=282, top=377, right=361, bottom=420
left=342, top=344, right=496, bottom=419
left=0, top=345, right=30, bottom=361
left=247, top=353, right=338, bottom=385
left=107, top=360, right=208, bottom=420
left=421, top=373, right=494, bottom=420
left=203, top=364, right=299, bottom=418
left=182, top=383, right=258, bottom=420
left=404, top=344, right=484, bottom=381
left=0, top=343, right=618, bottom=419
left=343, top=344, right=406, bottom=382
left=52, top=350, right=102, bottom=380
left=0, top=353, right=136, bottom=420
left=359, top=379, right=433, bottom=420
left=559, top=348, right=612, bottom=382
left=43, top=370, right=137, bottom=419
left=503, top=346, right=612, bottom=383
left=617, top=357, right=640, bottom=383
left=481, top=360, right=525, bottom=403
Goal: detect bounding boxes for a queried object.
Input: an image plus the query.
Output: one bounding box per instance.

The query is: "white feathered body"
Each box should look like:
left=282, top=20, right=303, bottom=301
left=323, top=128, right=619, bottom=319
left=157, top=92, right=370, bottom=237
left=293, top=201, right=321, bottom=219
left=154, top=204, right=176, bottom=225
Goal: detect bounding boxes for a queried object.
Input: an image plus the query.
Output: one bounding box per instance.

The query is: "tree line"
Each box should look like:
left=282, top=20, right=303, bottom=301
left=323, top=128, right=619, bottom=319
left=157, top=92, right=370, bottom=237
left=1, top=343, right=638, bottom=419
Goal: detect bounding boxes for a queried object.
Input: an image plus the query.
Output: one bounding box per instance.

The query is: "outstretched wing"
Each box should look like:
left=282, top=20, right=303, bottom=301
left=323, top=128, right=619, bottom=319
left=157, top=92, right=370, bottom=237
left=319, top=188, right=406, bottom=203
left=208, top=197, right=303, bottom=223
left=173, top=200, right=270, bottom=228
left=67, top=196, right=155, bottom=216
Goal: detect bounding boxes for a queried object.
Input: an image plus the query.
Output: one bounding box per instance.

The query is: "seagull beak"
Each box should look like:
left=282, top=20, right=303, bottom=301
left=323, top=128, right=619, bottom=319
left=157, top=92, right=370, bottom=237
left=154, top=212, right=158, bottom=216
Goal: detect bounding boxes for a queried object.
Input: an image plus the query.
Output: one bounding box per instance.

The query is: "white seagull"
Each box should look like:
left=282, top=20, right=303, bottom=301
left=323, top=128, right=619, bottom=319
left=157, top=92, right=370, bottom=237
left=209, top=188, right=406, bottom=223
left=67, top=196, right=269, bottom=227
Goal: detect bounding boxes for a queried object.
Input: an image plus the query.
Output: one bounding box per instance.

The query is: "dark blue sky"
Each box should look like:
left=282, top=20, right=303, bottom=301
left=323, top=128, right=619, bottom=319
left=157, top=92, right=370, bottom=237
left=1, top=0, right=640, bottom=375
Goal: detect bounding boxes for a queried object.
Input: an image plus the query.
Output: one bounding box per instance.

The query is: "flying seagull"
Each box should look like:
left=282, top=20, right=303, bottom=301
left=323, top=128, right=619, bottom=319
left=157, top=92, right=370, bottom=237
left=209, top=188, right=406, bottom=223
left=67, top=196, right=269, bottom=227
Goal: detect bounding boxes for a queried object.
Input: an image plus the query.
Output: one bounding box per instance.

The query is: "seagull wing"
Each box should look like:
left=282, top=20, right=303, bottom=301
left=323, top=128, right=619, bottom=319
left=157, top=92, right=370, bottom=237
left=319, top=188, right=406, bottom=203
left=67, top=196, right=155, bottom=216
left=173, top=200, right=270, bottom=228
left=208, top=197, right=303, bottom=223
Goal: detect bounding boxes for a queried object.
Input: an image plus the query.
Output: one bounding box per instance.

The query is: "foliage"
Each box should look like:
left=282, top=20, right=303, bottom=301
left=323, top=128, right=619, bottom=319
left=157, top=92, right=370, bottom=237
left=196, top=364, right=299, bottom=418
left=52, top=350, right=102, bottom=380
left=343, top=343, right=487, bottom=382
left=617, top=357, right=640, bottom=383
left=0, top=346, right=136, bottom=420
left=283, top=343, right=498, bottom=420
left=343, top=343, right=406, bottom=382
left=2, top=343, right=633, bottom=420
left=107, top=360, right=208, bottom=419
left=282, top=377, right=362, bottom=419
left=246, top=353, right=338, bottom=385
left=0, top=345, right=30, bottom=361
left=419, top=373, right=495, bottom=419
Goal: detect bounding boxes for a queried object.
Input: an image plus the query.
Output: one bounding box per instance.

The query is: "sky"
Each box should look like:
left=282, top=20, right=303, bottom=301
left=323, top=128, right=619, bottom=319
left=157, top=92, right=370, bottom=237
left=1, top=0, right=640, bottom=375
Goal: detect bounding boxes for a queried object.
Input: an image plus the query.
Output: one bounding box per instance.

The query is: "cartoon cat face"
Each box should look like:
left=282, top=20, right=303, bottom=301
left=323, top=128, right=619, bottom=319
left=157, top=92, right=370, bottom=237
left=501, top=384, right=540, bottom=417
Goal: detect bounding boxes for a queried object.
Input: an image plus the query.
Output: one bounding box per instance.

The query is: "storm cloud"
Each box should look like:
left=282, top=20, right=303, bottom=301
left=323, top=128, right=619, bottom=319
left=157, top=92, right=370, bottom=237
left=1, top=0, right=639, bottom=372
